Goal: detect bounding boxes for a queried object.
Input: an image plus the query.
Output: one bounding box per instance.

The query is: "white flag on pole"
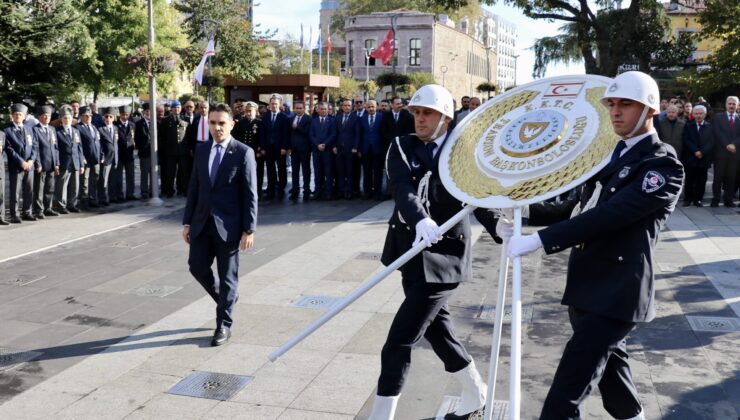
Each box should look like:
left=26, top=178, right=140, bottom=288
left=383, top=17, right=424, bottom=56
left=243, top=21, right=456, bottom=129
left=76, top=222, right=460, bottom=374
left=193, top=39, right=216, bottom=85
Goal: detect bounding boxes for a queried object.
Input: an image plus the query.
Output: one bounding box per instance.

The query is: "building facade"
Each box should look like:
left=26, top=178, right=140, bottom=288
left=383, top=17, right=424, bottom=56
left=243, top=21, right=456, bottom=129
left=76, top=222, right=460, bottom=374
left=343, top=11, right=496, bottom=102
left=664, top=0, right=721, bottom=63
left=320, top=0, right=345, bottom=50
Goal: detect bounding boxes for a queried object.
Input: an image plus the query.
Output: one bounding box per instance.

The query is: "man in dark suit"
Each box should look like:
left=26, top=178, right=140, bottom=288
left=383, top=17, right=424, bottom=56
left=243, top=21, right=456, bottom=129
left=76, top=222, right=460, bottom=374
left=113, top=105, right=136, bottom=201
left=682, top=105, right=714, bottom=206
left=185, top=101, right=212, bottom=155
left=183, top=103, right=258, bottom=346
left=160, top=100, right=190, bottom=197
left=288, top=101, right=313, bottom=201
left=0, top=131, right=8, bottom=225
left=334, top=99, right=359, bottom=200
left=368, top=85, right=500, bottom=420
left=380, top=96, right=415, bottom=154
left=78, top=106, right=102, bottom=208
left=352, top=96, right=366, bottom=196
left=3, top=103, right=38, bottom=222
left=710, top=96, right=739, bottom=207
left=507, top=71, right=683, bottom=420
left=135, top=103, right=154, bottom=199
left=97, top=107, right=119, bottom=206
left=260, top=94, right=290, bottom=200
left=54, top=109, right=84, bottom=213
left=309, top=102, right=336, bottom=200
left=657, top=104, right=685, bottom=159
left=232, top=101, right=263, bottom=197
left=32, top=106, right=60, bottom=218
left=358, top=100, right=384, bottom=200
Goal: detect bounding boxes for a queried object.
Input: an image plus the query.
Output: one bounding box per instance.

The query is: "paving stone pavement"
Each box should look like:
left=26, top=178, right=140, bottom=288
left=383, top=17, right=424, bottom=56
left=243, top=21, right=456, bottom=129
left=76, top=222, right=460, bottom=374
left=0, top=194, right=738, bottom=419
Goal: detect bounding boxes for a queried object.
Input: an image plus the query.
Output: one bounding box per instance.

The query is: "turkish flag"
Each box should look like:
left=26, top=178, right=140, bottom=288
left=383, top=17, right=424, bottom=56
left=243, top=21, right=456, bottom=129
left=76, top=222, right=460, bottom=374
left=370, top=29, right=395, bottom=65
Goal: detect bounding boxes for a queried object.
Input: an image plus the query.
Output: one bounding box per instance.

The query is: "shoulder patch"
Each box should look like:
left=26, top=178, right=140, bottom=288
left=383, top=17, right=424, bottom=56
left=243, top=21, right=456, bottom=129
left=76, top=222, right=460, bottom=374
left=642, top=170, right=666, bottom=193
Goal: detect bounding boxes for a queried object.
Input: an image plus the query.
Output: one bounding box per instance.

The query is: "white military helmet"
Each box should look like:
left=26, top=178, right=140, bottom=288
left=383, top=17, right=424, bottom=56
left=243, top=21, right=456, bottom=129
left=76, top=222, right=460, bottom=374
left=600, top=71, right=660, bottom=113
left=408, top=84, right=454, bottom=119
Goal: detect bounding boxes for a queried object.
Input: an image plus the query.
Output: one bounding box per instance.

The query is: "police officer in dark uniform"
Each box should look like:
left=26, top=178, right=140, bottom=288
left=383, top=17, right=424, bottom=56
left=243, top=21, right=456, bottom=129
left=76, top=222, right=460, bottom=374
left=232, top=101, right=264, bottom=196
left=32, top=105, right=60, bottom=218
left=368, top=85, right=501, bottom=420
left=160, top=100, right=189, bottom=197
left=505, top=71, right=684, bottom=420
left=0, top=131, right=8, bottom=225
left=3, top=103, right=38, bottom=222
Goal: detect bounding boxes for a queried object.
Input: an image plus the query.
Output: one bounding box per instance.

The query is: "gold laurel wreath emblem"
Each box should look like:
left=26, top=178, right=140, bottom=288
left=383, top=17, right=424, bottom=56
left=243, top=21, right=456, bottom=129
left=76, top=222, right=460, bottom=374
left=447, top=87, right=617, bottom=200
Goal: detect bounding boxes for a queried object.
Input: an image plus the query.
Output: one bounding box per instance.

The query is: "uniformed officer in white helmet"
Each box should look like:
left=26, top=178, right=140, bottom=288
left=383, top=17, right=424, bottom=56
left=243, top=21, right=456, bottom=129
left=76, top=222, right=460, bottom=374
left=504, top=72, right=684, bottom=419
left=369, top=84, right=502, bottom=420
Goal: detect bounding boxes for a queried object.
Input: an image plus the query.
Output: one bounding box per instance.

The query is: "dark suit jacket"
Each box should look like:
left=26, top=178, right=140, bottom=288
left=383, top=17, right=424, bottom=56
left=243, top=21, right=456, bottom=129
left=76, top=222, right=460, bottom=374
left=134, top=119, right=152, bottom=159
left=535, top=134, right=684, bottom=322
left=657, top=118, right=685, bottom=158
left=115, top=120, right=136, bottom=163
left=260, top=112, right=290, bottom=153
left=3, top=123, right=37, bottom=172
left=183, top=138, right=258, bottom=243
left=682, top=120, right=714, bottom=168
left=0, top=131, right=6, bottom=174
left=184, top=115, right=213, bottom=154
left=288, top=114, right=312, bottom=152
left=56, top=126, right=84, bottom=171
left=711, top=112, right=740, bottom=151
left=309, top=116, right=336, bottom=150
left=32, top=124, right=60, bottom=171
left=381, top=133, right=499, bottom=284
left=380, top=109, right=414, bottom=152
left=98, top=125, right=119, bottom=166
left=358, top=112, right=383, bottom=155
left=335, top=112, right=359, bottom=153
left=78, top=122, right=102, bottom=164
left=160, top=114, right=189, bottom=156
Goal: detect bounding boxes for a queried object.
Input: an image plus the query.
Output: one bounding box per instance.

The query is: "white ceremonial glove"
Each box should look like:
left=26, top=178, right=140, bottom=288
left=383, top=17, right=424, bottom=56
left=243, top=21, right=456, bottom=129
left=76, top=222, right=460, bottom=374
left=413, top=218, right=443, bottom=248
left=495, top=218, right=514, bottom=242
left=507, top=233, right=543, bottom=259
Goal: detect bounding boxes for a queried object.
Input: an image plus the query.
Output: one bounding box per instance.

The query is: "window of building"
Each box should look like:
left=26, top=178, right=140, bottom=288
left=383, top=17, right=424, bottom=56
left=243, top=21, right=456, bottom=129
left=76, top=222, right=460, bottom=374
left=409, top=38, right=421, bottom=66
left=348, top=40, right=354, bottom=66
left=365, top=39, right=376, bottom=66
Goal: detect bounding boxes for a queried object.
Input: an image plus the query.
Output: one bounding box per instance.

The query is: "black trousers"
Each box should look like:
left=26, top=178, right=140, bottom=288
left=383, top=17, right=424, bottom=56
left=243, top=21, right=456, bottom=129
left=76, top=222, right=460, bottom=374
left=352, top=154, right=362, bottom=194
left=290, top=149, right=312, bottom=195
left=377, top=277, right=471, bottom=396
left=33, top=170, right=55, bottom=214
left=712, top=152, right=738, bottom=203
left=97, top=164, right=112, bottom=204
left=540, top=307, right=641, bottom=420
left=361, top=150, right=384, bottom=197
left=0, top=164, right=5, bottom=221
left=265, top=151, right=287, bottom=197
left=9, top=169, right=34, bottom=217
left=336, top=151, right=354, bottom=196
left=162, top=155, right=177, bottom=196
left=684, top=165, right=709, bottom=203
left=188, top=217, right=240, bottom=329
left=313, top=149, right=334, bottom=197
left=175, top=154, right=190, bottom=196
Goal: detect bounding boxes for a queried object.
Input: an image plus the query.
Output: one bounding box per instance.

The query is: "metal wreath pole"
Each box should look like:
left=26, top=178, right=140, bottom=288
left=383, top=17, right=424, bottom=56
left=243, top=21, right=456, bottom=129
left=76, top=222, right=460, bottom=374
left=509, top=207, right=524, bottom=419
left=268, top=205, right=477, bottom=362
left=483, top=236, right=510, bottom=420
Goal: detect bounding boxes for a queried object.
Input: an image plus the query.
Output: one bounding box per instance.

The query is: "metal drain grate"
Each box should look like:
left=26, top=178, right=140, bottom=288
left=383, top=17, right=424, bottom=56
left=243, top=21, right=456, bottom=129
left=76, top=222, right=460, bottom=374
left=291, top=295, right=342, bottom=310
left=3, top=274, right=47, bottom=286
left=127, top=286, right=182, bottom=298
left=686, top=316, right=740, bottom=333
left=0, top=347, right=44, bottom=372
left=355, top=252, right=382, bottom=261
left=167, top=371, right=253, bottom=401
left=435, top=396, right=508, bottom=420
left=477, top=304, right=534, bottom=323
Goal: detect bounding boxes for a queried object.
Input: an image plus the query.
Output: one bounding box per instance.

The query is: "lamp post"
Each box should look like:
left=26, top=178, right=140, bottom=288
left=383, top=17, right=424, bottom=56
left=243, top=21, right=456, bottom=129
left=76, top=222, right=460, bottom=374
left=202, top=18, right=219, bottom=104
left=390, top=14, right=400, bottom=96
left=512, top=54, right=519, bottom=88
left=146, top=0, right=162, bottom=205
left=364, top=48, right=374, bottom=82
left=440, top=65, right=448, bottom=88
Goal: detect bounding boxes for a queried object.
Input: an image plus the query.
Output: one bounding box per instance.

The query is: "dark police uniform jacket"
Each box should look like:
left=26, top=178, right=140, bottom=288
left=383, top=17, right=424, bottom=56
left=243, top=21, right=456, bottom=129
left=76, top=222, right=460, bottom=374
left=115, top=120, right=136, bottom=164
left=160, top=114, right=189, bottom=157
left=532, top=133, right=683, bottom=323
left=232, top=117, right=262, bottom=155
left=381, top=133, right=499, bottom=284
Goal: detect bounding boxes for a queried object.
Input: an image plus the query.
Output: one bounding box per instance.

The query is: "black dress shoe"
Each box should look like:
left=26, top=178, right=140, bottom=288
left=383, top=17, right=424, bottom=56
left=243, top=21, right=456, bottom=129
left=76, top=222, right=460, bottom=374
left=44, top=209, right=60, bottom=216
left=0, top=219, right=9, bottom=226
left=10, top=217, right=21, bottom=224
left=345, top=193, right=353, bottom=200
left=682, top=201, right=692, bottom=207
left=88, top=202, right=99, bottom=208
left=289, top=192, right=298, bottom=201
left=695, top=201, right=703, bottom=207
left=35, top=213, right=45, bottom=219
left=710, top=200, right=719, bottom=207
left=444, top=406, right=484, bottom=420
left=211, top=327, right=231, bottom=346
left=724, top=201, right=736, bottom=208
left=56, top=208, right=70, bottom=214
left=126, top=195, right=137, bottom=201
left=67, top=207, right=80, bottom=213
left=21, top=214, right=37, bottom=221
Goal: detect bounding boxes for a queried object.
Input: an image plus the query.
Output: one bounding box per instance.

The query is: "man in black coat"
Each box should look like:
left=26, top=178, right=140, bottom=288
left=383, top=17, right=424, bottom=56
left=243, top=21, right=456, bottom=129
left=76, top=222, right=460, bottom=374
left=507, top=71, right=683, bottom=420
left=135, top=103, right=154, bottom=199
left=53, top=109, right=85, bottom=213
left=97, top=107, right=119, bottom=206
left=32, top=106, right=60, bottom=218
left=682, top=105, right=713, bottom=206
left=710, top=96, right=739, bottom=207
left=368, top=85, right=500, bottom=420
left=380, top=96, right=415, bottom=153
left=160, top=100, right=190, bottom=197
left=232, top=101, right=263, bottom=197
left=78, top=106, right=102, bottom=208
left=3, top=103, right=37, bottom=222
left=287, top=101, right=313, bottom=201
left=0, top=131, right=7, bottom=225
left=113, top=106, right=136, bottom=201
left=260, top=94, right=290, bottom=200
left=334, top=99, right=359, bottom=200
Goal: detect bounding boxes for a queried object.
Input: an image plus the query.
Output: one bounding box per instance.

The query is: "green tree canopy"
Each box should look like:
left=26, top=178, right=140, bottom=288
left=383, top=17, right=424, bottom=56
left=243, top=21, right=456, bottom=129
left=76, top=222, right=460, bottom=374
left=697, top=0, right=740, bottom=89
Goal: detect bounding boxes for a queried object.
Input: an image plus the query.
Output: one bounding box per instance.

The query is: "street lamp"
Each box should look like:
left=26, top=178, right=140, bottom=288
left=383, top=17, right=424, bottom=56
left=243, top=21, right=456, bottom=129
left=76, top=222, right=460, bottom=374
left=364, top=48, right=374, bottom=82
left=512, top=54, right=519, bottom=88
left=440, top=65, right=448, bottom=88
left=202, top=18, right=219, bottom=104
left=146, top=0, right=162, bottom=205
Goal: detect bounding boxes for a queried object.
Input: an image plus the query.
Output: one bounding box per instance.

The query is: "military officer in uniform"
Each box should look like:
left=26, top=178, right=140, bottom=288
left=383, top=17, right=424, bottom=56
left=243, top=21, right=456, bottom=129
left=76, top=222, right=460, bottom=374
left=3, top=103, right=38, bottom=222
left=0, top=131, right=8, bottom=225
left=54, top=109, right=85, bottom=213
left=135, top=103, right=154, bottom=199
left=368, top=85, right=501, bottom=420
left=504, top=71, right=684, bottom=420
left=232, top=101, right=264, bottom=196
left=78, top=106, right=102, bottom=208
left=32, top=106, right=60, bottom=218
left=160, top=100, right=190, bottom=197
left=113, top=105, right=136, bottom=202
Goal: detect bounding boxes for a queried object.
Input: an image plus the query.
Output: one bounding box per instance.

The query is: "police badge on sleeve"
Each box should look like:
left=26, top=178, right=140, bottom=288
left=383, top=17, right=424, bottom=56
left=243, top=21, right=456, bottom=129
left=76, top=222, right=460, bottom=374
left=642, top=170, right=666, bottom=193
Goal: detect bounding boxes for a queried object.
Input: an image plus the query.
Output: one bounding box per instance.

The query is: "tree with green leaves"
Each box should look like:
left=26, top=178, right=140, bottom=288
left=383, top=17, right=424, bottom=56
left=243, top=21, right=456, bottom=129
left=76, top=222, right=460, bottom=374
left=696, top=0, right=740, bottom=90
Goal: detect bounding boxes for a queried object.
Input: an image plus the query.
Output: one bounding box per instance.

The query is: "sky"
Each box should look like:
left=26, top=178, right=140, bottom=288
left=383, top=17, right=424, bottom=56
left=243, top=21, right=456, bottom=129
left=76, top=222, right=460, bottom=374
left=252, top=0, right=586, bottom=86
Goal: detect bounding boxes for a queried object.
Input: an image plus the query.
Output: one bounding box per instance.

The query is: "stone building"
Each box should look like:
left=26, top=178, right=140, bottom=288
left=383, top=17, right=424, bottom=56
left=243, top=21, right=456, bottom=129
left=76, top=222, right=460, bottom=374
left=343, top=10, right=497, bottom=102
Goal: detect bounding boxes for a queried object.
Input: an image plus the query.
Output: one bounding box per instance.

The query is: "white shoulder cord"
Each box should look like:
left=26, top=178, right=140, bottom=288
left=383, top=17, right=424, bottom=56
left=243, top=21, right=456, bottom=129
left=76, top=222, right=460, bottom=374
left=571, top=181, right=602, bottom=218
left=418, top=170, right=433, bottom=216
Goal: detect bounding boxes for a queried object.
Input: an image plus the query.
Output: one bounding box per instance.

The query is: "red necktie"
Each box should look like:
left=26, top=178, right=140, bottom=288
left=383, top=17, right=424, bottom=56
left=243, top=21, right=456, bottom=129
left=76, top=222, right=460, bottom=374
left=730, top=115, right=736, bottom=129
left=200, top=118, right=205, bottom=141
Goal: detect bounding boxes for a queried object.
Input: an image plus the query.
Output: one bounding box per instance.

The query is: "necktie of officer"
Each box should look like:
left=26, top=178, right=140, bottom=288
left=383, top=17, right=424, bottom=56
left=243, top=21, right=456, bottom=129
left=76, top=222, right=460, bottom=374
left=343, top=114, right=348, bottom=126
left=730, top=113, right=736, bottom=129
left=200, top=118, right=205, bottom=141
left=370, top=115, right=375, bottom=127
left=426, top=142, right=437, bottom=160
left=272, top=113, right=276, bottom=124
left=609, top=140, right=627, bottom=167
left=394, top=113, right=398, bottom=123
left=210, top=144, right=222, bottom=185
